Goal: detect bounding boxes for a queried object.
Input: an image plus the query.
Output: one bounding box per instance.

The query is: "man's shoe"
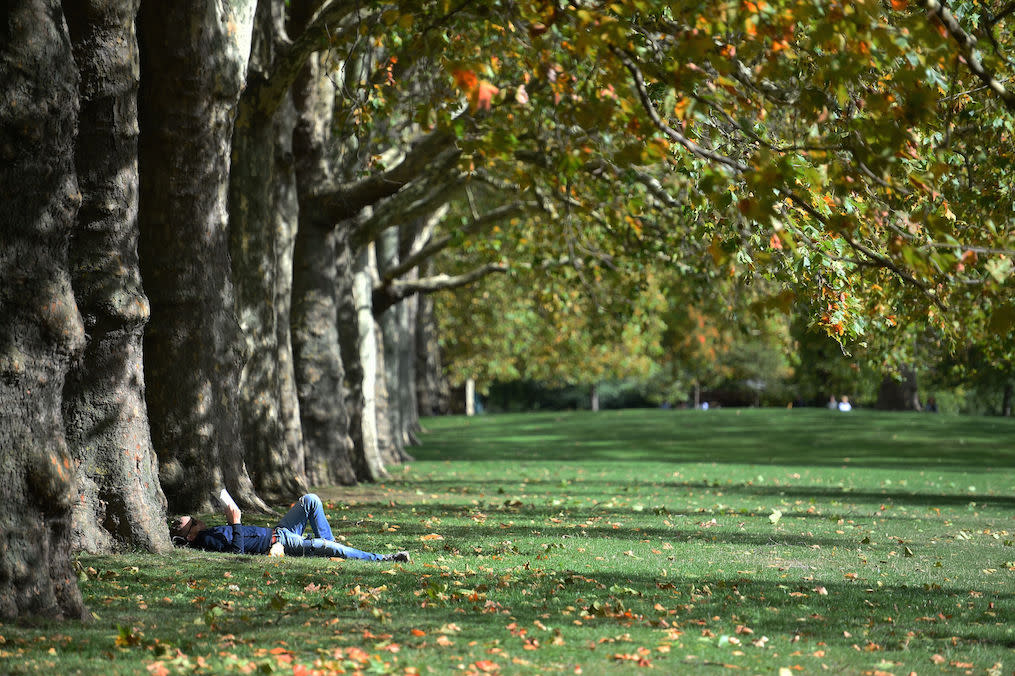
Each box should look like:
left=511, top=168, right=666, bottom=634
left=383, top=551, right=411, bottom=563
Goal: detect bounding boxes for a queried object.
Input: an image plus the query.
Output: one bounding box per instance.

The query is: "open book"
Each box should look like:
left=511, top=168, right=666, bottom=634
left=212, top=488, right=240, bottom=515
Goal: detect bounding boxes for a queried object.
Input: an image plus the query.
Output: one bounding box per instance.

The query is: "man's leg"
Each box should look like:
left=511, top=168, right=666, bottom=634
left=275, top=494, right=334, bottom=540
left=295, top=537, right=387, bottom=560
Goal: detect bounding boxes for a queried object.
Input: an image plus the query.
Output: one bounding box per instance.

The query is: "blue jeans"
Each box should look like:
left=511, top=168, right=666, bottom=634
left=274, top=494, right=384, bottom=560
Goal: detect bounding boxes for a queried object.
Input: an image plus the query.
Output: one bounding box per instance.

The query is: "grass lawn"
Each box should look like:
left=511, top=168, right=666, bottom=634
left=2, top=408, right=1014, bottom=675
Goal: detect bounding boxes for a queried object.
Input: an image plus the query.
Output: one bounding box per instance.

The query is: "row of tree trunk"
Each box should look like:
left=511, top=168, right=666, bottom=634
left=1, top=0, right=452, bottom=620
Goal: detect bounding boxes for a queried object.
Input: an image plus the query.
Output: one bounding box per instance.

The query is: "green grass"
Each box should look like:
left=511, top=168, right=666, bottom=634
left=3, top=408, right=1015, bottom=675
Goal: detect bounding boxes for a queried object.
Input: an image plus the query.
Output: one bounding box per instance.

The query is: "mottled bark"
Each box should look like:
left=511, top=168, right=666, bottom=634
left=377, top=226, right=417, bottom=457
left=351, top=246, right=389, bottom=481
left=415, top=282, right=451, bottom=416
left=291, top=54, right=356, bottom=486
left=400, top=287, right=422, bottom=446
left=291, top=219, right=357, bottom=486
left=229, top=0, right=303, bottom=500
left=377, top=229, right=406, bottom=458
left=0, top=0, right=87, bottom=620
left=374, top=317, right=401, bottom=467
left=138, top=0, right=266, bottom=512
left=273, top=93, right=308, bottom=492
left=63, top=0, right=169, bottom=553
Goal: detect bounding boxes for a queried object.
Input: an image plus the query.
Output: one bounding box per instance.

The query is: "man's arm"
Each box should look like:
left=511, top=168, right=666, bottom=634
left=224, top=502, right=243, bottom=554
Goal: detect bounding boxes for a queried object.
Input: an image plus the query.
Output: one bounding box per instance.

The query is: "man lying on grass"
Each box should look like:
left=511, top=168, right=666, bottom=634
left=171, top=493, right=410, bottom=563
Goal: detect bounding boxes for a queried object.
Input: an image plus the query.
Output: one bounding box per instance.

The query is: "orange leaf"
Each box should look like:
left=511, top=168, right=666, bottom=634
left=470, top=81, right=500, bottom=112
left=411, top=628, right=426, bottom=637
left=890, top=0, right=906, bottom=9
left=420, top=533, right=444, bottom=541
left=452, top=69, right=477, bottom=91
left=474, top=660, right=500, bottom=673
left=146, top=663, right=170, bottom=676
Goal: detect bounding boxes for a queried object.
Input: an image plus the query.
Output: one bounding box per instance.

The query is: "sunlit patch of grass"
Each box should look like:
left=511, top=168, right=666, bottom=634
left=2, top=408, right=1014, bottom=674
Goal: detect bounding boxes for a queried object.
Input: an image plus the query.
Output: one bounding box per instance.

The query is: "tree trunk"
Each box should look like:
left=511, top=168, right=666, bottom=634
left=63, top=0, right=169, bottom=553
left=0, top=0, right=87, bottom=620
left=291, top=219, right=357, bottom=486
left=875, top=367, right=921, bottom=411
left=401, top=282, right=422, bottom=446
left=138, top=0, right=266, bottom=512
left=291, top=53, right=357, bottom=486
left=229, top=0, right=303, bottom=501
left=374, top=317, right=402, bottom=467
left=1002, top=381, right=1013, bottom=417
left=352, top=245, right=389, bottom=480
left=377, top=227, right=407, bottom=458
left=415, top=283, right=450, bottom=416
left=273, top=92, right=308, bottom=492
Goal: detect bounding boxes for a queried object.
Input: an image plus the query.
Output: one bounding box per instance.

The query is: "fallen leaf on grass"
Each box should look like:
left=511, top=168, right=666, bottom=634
left=146, top=663, right=169, bottom=676
left=421, top=533, right=444, bottom=541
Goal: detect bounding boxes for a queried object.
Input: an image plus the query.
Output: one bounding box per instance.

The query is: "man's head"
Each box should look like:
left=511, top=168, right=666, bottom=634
left=170, top=516, right=206, bottom=545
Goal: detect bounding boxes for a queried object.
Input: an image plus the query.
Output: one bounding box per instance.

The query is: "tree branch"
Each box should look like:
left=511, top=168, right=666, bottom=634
left=610, top=46, right=749, bottom=172
left=253, top=3, right=383, bottom=119
left=373, top=263, right=508, bottom=313
left=921, top=0, right=1015, bottom=111
left=780, top=190, right=948, bottom=311
left=382, top=201, right=540, bottom=283
left=304, top=128, right=459, bottom=224
left=351, top=161, right=468, bottom=249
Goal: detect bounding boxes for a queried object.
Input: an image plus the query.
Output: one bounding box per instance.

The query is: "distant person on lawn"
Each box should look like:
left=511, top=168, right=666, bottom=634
left=171, top=493, right=409, bottom=562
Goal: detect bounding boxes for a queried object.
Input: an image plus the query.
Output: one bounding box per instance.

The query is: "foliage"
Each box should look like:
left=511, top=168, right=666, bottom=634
left=4, top=409, right=1015, bottom=673
left=413, top=0, right=1015, bottom=392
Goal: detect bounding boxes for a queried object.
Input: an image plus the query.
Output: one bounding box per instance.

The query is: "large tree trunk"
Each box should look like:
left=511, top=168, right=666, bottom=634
left=374, top=316, right=402, bottom=467
left=229, top=0, right=304, bottom=500
left=351, top=246, right=389, bottom=481
left=416, top=280, right=450, bottom=416
left=377, top=228, right=407, bottom=459
left=0, top=0, right=87, bottom=620
left=137, top=0, right=266, bottom=512
left=63, top=0, right=169, bottom=553
left=291, top=218, right=357, bottom=486
left=274, top=93, right=308, bottom=492
left=401, top=283, right=422, bottom=446
left=377, top=225, right=417, bottom=457
left=291, top=54, right=357, bottom=486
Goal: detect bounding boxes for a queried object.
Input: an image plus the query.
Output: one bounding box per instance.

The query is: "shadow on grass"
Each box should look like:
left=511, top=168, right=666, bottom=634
left=416, top=409, right=1015, bottom=472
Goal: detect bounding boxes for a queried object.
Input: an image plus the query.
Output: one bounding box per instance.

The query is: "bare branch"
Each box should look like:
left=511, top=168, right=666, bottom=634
left=352, top=163, right=468, bottom=249
left=304, top=129, right=459, bottom=224
left=373, top=263, right=509, bottom=313
left=382, top=201, right=540, bottom=283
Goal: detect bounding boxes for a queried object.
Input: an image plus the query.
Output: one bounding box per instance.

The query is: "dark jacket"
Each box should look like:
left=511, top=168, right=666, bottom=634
left=191, top=524, right=273, bottom=555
